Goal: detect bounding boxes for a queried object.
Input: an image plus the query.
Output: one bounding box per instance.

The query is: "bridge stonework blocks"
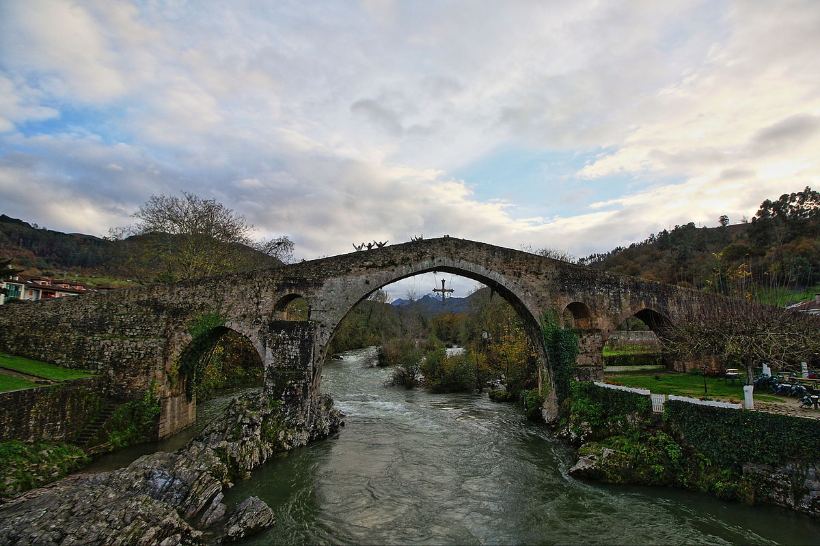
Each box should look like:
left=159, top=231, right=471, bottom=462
left=265, top=321, right=315, bottom=407
left=0, top=237, right=702, bottom=437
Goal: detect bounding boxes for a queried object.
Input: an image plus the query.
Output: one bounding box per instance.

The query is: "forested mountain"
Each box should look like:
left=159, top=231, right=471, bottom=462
left=579, top=187, right=819, bottom=303
left=392, top=293, right=473, bottom=316
left=0, top=214, right=281, bottom=286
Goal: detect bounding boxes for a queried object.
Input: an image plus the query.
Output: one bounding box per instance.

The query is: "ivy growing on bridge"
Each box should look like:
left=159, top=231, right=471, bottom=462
left=176, top=313, right=227, bottom=399
left=540, top=310, right=579, bottom=403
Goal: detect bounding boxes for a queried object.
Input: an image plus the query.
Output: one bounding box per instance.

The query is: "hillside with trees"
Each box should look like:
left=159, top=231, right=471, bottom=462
left=0, top=193, right=291, bottom=286
left=580, top=187, right=819, bottom=304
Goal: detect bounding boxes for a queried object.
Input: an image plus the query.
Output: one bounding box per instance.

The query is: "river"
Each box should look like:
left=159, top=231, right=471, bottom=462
left=218, top=347, right=818, bottom=545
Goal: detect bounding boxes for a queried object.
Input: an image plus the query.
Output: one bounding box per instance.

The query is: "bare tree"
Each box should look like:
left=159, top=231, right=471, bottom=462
left=659, top=296, right=820, bottom=384
left=404, top=287, right=419, bottom=302
left=521, top=245, right=576, bottom=263
left=255, top=236, right=294, bottom=264
left=121, top=192, right=292, bottom=281
left=368, top=289, right=392, bottom=304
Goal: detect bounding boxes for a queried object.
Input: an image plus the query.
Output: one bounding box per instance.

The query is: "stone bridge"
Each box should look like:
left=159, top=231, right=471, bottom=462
left=0, top=237, right=705, bottom=437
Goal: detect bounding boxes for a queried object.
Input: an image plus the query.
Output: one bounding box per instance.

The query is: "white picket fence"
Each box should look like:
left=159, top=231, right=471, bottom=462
left=593, top=381, right=649, bottom=395
left=667, top=394, right=742, bottom=410
left=593, top=381, right=743, bottom=413
left=650, top=393, right=666, bottom=413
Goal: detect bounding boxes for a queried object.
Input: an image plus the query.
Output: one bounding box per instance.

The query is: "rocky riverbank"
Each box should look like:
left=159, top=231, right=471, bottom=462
left=560, top=382, right=820, bottom=518
left=0, top=392, right=343, bottom=545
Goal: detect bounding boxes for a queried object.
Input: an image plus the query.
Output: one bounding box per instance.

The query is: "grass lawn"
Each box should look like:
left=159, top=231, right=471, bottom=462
left=754, top=284, right=820, bottom=307
left=0, top=374, right=38, bottom=393
left=604, top=371, right=787, bottom=403
left=0, top=353, right=94, bottom=381
left=61, top=273, right=138, bottom=289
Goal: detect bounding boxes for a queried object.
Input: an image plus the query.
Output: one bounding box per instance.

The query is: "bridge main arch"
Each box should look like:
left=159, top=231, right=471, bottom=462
left=302, top=255, right=552, bottom=390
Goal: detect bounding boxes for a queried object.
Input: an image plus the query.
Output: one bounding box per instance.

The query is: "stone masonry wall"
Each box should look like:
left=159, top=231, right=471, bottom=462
left=0, top=378, right=104, bottom=443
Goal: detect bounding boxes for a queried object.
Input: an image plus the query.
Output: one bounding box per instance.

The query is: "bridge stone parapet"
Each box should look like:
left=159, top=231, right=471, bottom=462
left=0, top=237, right=706, bottom=437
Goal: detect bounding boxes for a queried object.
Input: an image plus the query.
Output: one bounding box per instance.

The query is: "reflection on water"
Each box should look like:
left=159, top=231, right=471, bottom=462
left=223, top=348, right=819, bottom=545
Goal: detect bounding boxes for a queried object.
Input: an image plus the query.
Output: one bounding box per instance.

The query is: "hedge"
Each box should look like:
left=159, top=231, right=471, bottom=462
left=566, top=382, right=652, bottom=438
left=576, top=382, right=652, bottom=417
left=665, top=400, right=820, bottom=468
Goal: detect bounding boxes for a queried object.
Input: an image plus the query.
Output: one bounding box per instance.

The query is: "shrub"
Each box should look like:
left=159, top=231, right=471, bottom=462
left=422, top=349, right=477, bottom=393
left=0, top=440, right=89, bottom=496
left=521, top=388, right=545, bottom=420
left=104, top=384, right=161, bottom=449
left=488, top=389, right=514, bottom=402
left=387, top=341, right=424, bottom=388
left=379, top=338, right=421, bottom=368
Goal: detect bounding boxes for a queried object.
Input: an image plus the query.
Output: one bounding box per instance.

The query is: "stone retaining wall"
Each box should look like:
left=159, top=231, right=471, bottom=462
left=605, top=330, right=661, bottom=350
left=0, top=378, right=104, bottom=443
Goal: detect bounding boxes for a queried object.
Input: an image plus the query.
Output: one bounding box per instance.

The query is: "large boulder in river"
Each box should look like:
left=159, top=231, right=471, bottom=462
left=224, top=496, right=275, bottom=542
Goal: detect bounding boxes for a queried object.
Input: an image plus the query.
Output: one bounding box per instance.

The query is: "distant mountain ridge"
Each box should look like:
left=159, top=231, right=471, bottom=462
left=392, top=293, right=474, bottom=317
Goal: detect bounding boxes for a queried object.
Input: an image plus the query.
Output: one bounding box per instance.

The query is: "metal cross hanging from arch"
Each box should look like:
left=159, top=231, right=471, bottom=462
left=432, top=278, right=454, bottom=302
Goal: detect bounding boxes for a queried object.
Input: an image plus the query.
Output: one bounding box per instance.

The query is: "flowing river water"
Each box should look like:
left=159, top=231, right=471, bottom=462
left=221, top=348, right=818, bottom=545
left=82, top=347, right=819, bottom=544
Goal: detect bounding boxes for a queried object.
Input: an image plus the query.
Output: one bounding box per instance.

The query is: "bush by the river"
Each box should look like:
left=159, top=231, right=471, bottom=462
left=0, top=440, right=89, bottom=497
left=378, top=338, right=421, bottom=368
left=521, top=388, right=546, bottom=420
left=577, top=431, right=744, bottom=501
left=422, top=349, right=477, bottom=393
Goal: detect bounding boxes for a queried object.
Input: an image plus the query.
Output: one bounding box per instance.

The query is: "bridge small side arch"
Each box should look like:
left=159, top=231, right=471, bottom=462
left=631, top=308, right=672, bottom=334
left=563, top=301, right=593, bottom=330
left=176, top=325, right=265, bottom=401
left=274, top=293, right=310, bottom=321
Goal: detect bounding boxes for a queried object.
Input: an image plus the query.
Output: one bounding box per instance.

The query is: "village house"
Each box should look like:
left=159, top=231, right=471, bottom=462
left=0, top=275, right=88, bottom=305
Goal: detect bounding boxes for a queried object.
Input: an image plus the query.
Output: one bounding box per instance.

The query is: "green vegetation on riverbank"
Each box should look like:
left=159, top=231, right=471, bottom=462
left=0, top=440, right=89, bottom=497
left=103, top=387, right=162, bottom=449
left=0, top=353, right=94, bottom=382
left=564, top=382, right=820, bottom=514
left=0, top=375, right=38, bottom=393
left=604, top=371, right=787, bottom=403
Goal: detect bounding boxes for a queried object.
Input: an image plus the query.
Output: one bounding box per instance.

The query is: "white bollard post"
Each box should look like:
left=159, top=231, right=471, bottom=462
left=743, top=385, right=754, bottom=410
left=762, top=363, right=771, bottom=377
left=801, top=362, right=809, bottom=378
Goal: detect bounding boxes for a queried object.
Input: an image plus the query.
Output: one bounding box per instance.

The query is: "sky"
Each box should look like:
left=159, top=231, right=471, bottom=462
left=2, top=1, right=819, bottom=296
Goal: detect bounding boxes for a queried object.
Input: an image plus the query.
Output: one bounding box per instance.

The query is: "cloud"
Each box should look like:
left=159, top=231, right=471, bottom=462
left=0, top=1, right=817, bottom=262
left=751, top=115, right=820, bottom=155
left=0, top=76, right=59, bottom=132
